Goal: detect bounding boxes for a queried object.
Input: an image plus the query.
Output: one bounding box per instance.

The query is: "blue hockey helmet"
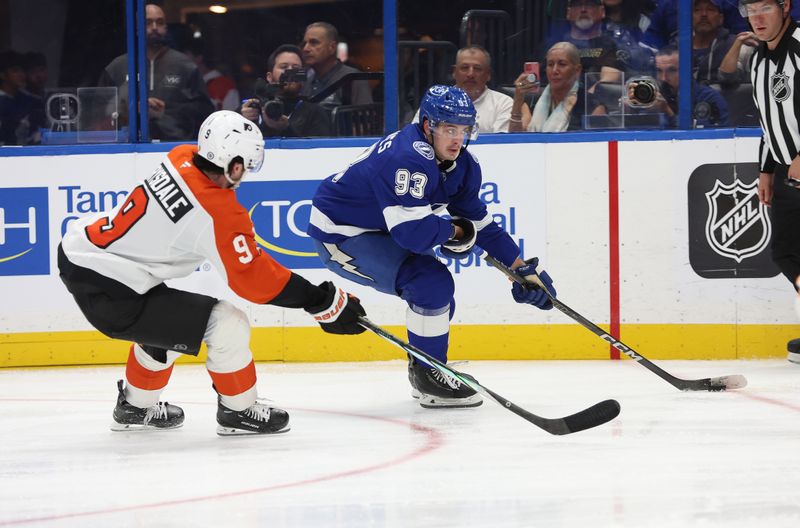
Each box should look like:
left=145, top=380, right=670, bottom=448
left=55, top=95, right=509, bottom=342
left=419, top=85, right=478, bottom=140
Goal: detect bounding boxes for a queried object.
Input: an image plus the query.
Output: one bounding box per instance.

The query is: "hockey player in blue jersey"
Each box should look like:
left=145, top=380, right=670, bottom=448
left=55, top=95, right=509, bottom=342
left=307, top=85, right=556, bottom=408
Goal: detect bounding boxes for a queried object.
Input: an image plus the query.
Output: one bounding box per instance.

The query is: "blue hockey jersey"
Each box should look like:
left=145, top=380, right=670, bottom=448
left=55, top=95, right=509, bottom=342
left=307, top=123, right=520, bottom=267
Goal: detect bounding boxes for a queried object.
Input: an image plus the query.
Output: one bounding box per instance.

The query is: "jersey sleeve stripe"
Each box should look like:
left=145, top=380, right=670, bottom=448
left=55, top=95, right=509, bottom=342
left=309, top=206, right=381, bottom=237
left=382, top=204, right=434, bottom=231
left=474, top=212, right=495, bottom=230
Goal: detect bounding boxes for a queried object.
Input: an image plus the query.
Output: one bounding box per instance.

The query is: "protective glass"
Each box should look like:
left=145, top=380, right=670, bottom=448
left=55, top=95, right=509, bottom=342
left=739, top=1, right=779, bottom=17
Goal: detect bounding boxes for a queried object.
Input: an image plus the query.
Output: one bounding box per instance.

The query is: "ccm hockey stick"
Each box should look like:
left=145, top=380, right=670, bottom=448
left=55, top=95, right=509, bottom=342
left=484, top=254, right=747, bottom=392
left=358, top=316, right=621, bottom=435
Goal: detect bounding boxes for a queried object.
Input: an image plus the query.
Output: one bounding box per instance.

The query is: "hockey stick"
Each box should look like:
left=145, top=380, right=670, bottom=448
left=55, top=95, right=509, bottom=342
left=358, top=316, right=621, bottom=435
left=484, top=254, right=748, bottom=392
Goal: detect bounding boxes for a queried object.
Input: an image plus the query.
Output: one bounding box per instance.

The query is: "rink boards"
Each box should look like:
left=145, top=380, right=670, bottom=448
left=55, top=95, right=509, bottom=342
left=1, top=134, right=796, bottom=367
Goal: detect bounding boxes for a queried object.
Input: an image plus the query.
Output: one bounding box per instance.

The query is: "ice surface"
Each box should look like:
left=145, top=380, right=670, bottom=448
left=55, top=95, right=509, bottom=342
left=1, top=359, right=798, bottom=527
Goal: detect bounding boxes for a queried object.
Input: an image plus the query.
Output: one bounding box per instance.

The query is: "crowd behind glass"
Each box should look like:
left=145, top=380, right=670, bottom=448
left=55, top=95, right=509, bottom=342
left=0, top=0, right=786, bottom=147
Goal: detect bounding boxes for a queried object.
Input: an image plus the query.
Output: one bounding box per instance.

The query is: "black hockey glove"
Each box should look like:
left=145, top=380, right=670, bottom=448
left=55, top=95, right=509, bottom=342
left=306, top=281, right=367, bottom=335
left=440, top=217, right=477, bottom=260
left=511, top=257, right=556, bottom=310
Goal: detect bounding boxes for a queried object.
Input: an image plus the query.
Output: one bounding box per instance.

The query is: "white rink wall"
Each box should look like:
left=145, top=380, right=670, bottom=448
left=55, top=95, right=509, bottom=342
left=0, top=135, right=795, bottom=364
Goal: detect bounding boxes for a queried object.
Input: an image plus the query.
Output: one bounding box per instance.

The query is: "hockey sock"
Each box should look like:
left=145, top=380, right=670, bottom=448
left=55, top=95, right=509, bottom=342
left=124, top=344, right=179, bottom=408
left=406, top=303, right=450, bottom=362
left=209, top=361, right=258, bottom=411
left=204, top=301, right=258, bottom=411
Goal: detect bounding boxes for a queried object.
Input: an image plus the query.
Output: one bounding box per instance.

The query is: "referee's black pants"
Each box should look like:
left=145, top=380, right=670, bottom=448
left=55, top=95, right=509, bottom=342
left=770, top=165, right=800, bottom=289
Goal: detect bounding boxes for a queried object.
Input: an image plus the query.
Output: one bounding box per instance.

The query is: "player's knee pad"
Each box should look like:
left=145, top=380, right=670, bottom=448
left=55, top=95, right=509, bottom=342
left=396, top=255, right=455, bottom=310
left=204, top=301, right=253, bottom=373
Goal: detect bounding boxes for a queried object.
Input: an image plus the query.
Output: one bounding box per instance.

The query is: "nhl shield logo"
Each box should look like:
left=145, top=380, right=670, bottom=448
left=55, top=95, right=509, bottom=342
left=704, top=179, right=771, bottom=263
left=771, top=73, right=791, bottom=102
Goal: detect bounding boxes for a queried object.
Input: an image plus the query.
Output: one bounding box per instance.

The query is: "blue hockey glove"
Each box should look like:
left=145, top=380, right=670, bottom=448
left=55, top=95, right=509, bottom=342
left=511, top=257, right=556, bottom=310
left=440, top=217, right=476, bottom=260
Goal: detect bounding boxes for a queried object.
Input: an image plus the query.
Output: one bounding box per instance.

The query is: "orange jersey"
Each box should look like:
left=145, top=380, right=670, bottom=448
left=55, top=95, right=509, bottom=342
left=61, top=144, right=291, bottom=304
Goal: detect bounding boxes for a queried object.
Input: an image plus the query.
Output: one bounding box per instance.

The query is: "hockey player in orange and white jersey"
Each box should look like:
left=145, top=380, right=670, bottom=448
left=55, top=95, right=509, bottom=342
left=58, top=110, right=367, bottom=435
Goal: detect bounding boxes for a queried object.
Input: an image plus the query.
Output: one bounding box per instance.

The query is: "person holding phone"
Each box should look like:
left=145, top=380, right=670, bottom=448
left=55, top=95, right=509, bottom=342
left=509, top=42, right=599, bottom=132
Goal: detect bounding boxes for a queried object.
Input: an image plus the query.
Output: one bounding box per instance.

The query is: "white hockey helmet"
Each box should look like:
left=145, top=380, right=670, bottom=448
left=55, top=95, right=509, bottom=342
left=197, top=110, right=265, bottom=177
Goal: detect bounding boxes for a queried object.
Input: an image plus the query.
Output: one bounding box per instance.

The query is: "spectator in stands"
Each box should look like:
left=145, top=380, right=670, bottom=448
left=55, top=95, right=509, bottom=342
left=643, top=0, right=756, bottom=49
left=300, top=22, right=373, bottom=108
left=627, top=46, right=729, bottom=128
left=240, top=44, right=332, bottom=138
left=21, top=52, right=47, bottom=138
left=99, top=2, right=214, bottom=141
left=691, top=0, right=737, bottom=84
left=718, top=30, right=759, bottom=86
left=450, top=46, right=514, bottom=133
left=185, top=40, right=240, bottom=112
left=0, top=50, right=42, bottom=145
left=549, top=0, right=624, bottom=85
left=509, top=42, right=599, bottom=132
left=602, top=0, right=656, bottom=73
left=22, top=52, right=48, bottom=99
left=602, top=0, right=655, bottom=39
left=410, top=46, right=513, bottom=133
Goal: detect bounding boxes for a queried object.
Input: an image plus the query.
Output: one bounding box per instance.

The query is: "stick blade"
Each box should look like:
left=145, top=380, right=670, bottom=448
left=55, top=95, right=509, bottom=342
left=680, top=373, right=748, bottom=392
left=556, top=399, right=621, bottom=435
left=709, top=374, right=748, bottom=391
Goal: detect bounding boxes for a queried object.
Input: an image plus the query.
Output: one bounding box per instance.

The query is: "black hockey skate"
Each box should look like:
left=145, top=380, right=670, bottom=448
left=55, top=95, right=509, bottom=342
left=788, top=338, right=800, bottom=364
left=409, top=358, right=482, bottom=409
left=111, top=380, right=184, bottom=431
left=216, top=399, right=290, bottom=436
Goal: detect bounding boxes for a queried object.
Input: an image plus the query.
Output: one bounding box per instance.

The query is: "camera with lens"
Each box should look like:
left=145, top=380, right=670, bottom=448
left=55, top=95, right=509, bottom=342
left=252, top=68, right=308, bottom=121
left=262, top=98, right=284, bottom=121
left=625, top=76, right=659, bottom=108
left=279, top=68, right=307, bottom=85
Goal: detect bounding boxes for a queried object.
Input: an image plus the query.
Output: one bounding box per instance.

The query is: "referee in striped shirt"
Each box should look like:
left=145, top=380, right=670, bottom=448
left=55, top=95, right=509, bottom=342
left=745, top=0, right=800, bottom=362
